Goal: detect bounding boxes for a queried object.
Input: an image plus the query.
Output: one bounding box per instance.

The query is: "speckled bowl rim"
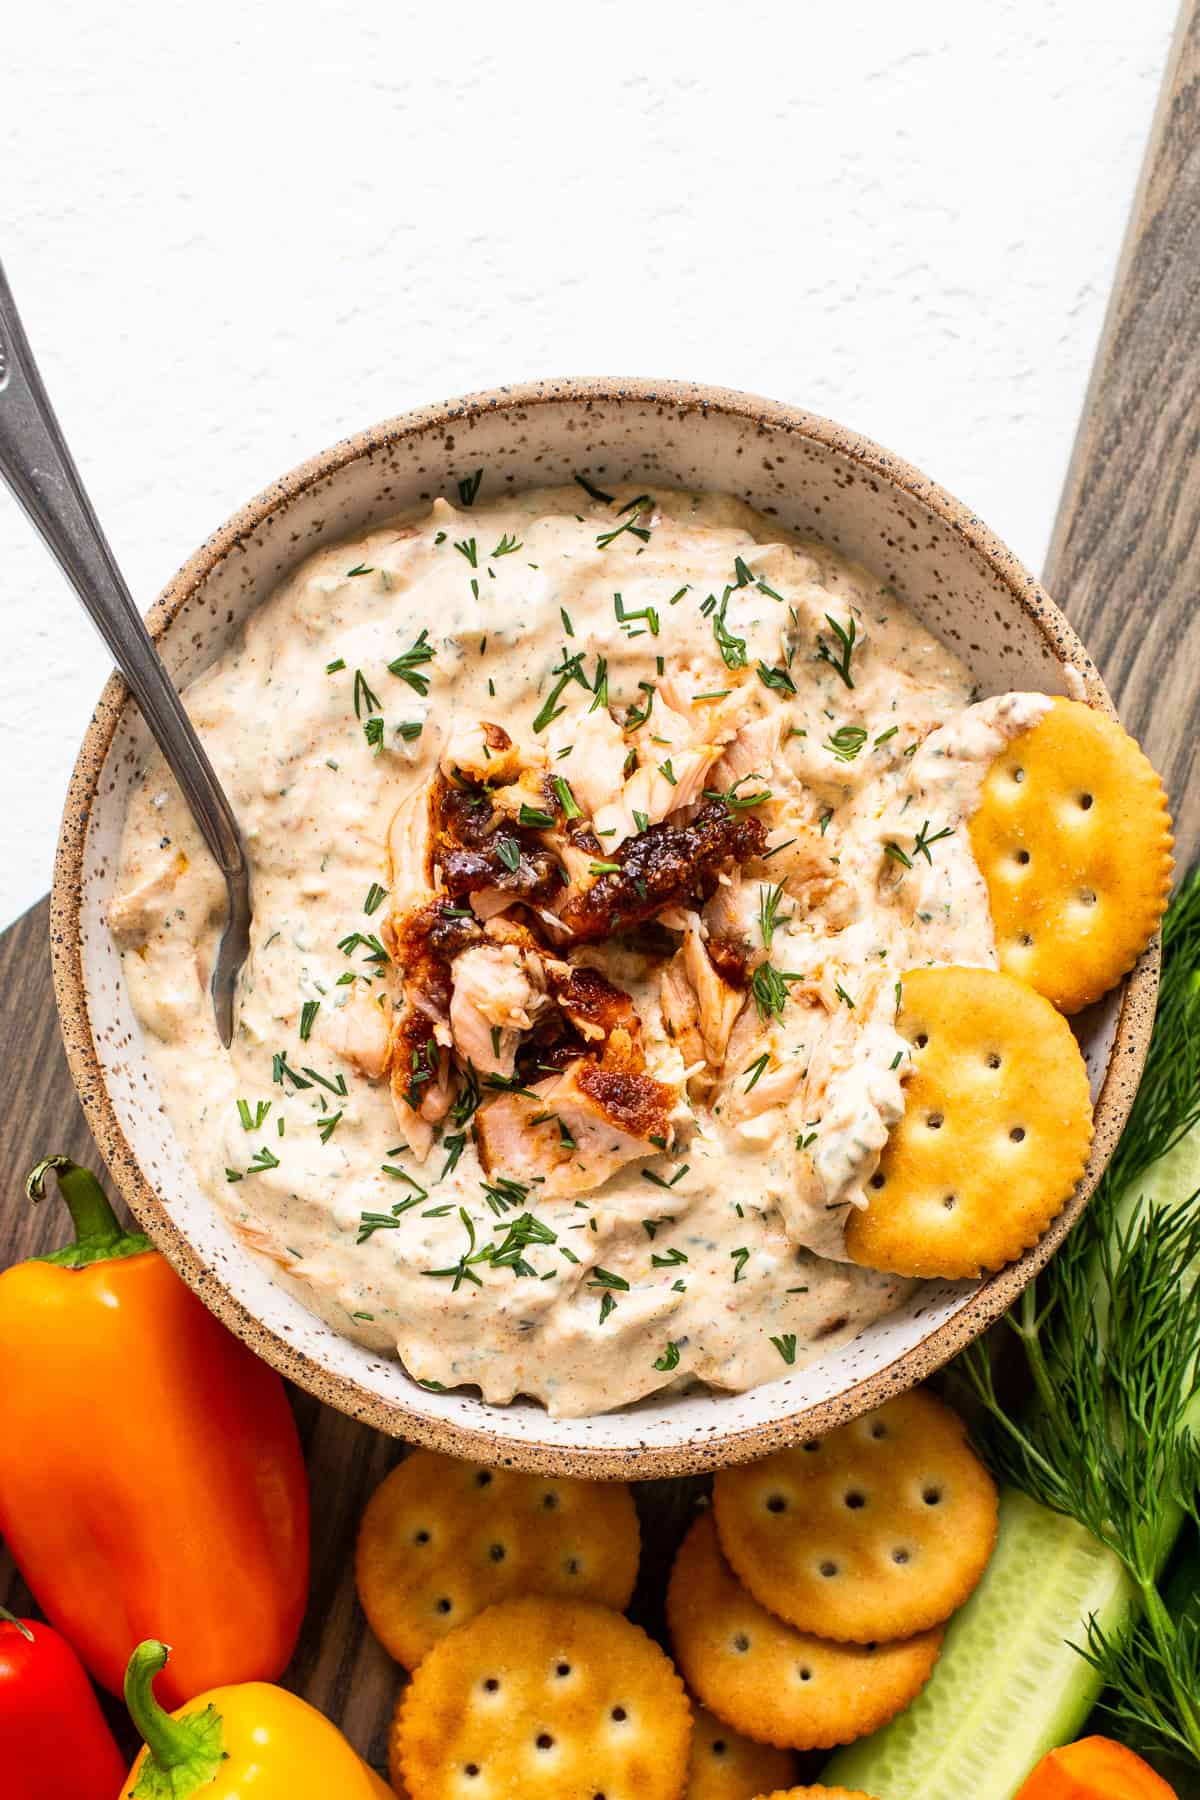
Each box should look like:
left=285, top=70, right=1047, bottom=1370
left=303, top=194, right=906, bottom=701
left=50, top=377, right=1159, bottom=1478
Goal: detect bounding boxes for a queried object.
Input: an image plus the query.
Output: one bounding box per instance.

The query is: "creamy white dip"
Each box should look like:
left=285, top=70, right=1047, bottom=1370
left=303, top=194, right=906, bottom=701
left=110, top=484, right=1049, bottom=1416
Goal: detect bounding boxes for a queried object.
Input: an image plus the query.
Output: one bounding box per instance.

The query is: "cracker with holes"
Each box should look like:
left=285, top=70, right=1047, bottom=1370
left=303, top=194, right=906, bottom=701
left=356, top=1451, right=640, bottom=1669
left=711, top=1388, right=996, bottom=1643
left=753, top=1790, right=880, bottom=1799
left=667, top=1513, right=942, bottom=1750
left=685, top=1703, right=798, bottom=1799
left=844, top=964, right=1093, bottom=1280
left=753, top=1791, right=880, bottom=1799
left=392, top=1593, right=692, bottom=1800
left=969, top=696, right=1171, bottom=1013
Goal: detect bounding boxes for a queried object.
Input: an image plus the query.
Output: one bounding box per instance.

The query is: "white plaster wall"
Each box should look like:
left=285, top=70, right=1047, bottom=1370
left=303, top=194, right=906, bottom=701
left=0, top=0, right=1177, bottom=925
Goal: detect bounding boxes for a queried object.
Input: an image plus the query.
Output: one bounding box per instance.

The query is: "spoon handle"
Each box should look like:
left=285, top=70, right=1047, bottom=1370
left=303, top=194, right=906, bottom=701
left=0, top=260, right=246, bottom=891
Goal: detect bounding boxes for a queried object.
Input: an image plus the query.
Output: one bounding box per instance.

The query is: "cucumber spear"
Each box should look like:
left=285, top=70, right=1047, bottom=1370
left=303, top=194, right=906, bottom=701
left=826, top=869, right=1200, bottom=1797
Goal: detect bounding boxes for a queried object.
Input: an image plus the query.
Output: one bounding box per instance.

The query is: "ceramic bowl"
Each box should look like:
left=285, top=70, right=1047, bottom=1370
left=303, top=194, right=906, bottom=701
left=51, top=379, right=1158, bottom=1477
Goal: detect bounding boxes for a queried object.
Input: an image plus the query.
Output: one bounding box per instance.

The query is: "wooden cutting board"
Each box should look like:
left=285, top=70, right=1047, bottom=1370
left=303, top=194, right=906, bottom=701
left=2, top=5, right=1197, bottom=1773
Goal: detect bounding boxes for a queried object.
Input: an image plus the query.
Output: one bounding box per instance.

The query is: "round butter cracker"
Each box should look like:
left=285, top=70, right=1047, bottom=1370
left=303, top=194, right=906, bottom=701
left=393, top=1593, right=692, bottom=1800
left=667, top=1513, right=942, bottom=1751
left=969, top=697, right=1171, bottom=1013
left=845, top=964, right=1093, bottom=1280
left=752, top=1790, right=880, bottom=1800
left=751, top=1790, right=879, bottom=1799
left=357, top=1450, right=640, bottom=1668
left=687, top=1703, right=799, bottom=1799
left=712, top=1388, right=996, bottom=1643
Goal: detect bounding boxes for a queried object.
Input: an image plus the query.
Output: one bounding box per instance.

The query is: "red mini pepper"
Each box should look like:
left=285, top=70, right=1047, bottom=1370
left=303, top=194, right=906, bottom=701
left=0, top=1157, right=310, bottom=1706
left=0, top=1606, right=126, bottom=1800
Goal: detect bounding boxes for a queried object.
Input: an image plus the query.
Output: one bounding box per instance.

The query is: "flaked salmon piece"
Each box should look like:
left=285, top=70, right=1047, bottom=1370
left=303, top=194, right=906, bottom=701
left=386, top=899, right=479, bottom=1159
left=547, top=962, right=643, bottom=1048
left=329, top=984, right=391, bottom=1079
left=489, top=766, right=556, bottom=825
left=705, top=714, right=779, bottom=800
left=680, top=912, right=746, bottom=1065
left=448, top=942, right=548, bottom=1078
left=389, top=1051, right=452, bottom=1160
left=723, top=1046, right=805, bottom=1125
left=718, top=1002, right=804, bottom=1126
left=556, top=835, right=602, bottom=889
left=107, top=848, right=191, bottom=946
left=659, top=954, right=706, bottom=1079
left=386, top=782, right=437, bottom=917
left=475, top=1056, right=677, bottom=1199
left=469, top=887, right=530, bottom=922
left=555, top=801, right=767, bottom=943
left=702, top=869, right=761, bottom=963
left=439, top=719, right=527, bottom=786
left=753, top=825, right=854, bottom=930
left=230, top=1220, right=295, bottom=1272
left=430, top=772, right=565, bottom=910
left=549, top=704, right=629, bottom=819
left=593, top=692, right=737, bottom=848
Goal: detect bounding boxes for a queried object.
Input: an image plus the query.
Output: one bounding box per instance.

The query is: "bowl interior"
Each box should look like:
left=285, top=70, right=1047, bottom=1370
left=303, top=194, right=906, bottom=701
left=58, top=382, right=1149, bottom=1475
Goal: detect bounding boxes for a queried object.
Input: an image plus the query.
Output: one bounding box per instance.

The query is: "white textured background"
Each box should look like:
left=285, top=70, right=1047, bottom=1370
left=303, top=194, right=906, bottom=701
left=0, top=0, right=1177, bottom=926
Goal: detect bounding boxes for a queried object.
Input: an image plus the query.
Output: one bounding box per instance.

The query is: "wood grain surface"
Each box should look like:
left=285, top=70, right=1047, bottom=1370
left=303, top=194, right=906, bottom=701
left=2, top=4, right=1197, bottom=1775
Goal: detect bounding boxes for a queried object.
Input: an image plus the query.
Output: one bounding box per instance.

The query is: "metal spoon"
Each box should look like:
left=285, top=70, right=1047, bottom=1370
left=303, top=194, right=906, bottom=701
left=0, top=260, right=249, bottom=1044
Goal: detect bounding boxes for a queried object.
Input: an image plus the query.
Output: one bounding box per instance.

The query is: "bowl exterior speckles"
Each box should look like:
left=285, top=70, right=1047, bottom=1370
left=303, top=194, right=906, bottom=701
left=51, top=379, right=1159, bottom=1477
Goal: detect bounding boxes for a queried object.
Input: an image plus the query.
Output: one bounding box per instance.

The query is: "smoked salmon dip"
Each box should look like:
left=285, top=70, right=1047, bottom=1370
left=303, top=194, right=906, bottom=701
left=109, top=482, right=1049, bottom=1415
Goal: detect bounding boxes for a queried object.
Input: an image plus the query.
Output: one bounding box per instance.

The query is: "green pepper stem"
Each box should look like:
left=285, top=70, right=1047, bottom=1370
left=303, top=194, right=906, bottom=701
left=27, top=1156, right=151, bottom=1269
left=124, top=1641, right=195, bottom=1770
left=0, top=1606, right=33, bottom=1641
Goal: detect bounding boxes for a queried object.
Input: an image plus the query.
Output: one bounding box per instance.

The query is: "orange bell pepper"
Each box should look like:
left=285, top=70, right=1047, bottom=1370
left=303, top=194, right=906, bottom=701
left=1014, top=1735, right=1179, bottom=1798
left=0, top=1157, right=309, bottom=1706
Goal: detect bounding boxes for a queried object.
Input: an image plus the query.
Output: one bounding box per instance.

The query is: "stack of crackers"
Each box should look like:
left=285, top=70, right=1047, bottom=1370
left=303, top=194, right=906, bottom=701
left=356, top=1386, right=996, bottom=1799
left=669, top=1387, right=996, bottom=1766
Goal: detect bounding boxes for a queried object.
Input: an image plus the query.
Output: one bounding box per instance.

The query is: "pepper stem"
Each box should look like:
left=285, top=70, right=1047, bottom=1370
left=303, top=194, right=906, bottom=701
left=28, top=1157, right=151, bottom=1269
left=125, top=1642, right=193, bottom=1768
left=0, top=1606, right=33, bottom=1641
left=124, top=1641, right=227, bottom=1797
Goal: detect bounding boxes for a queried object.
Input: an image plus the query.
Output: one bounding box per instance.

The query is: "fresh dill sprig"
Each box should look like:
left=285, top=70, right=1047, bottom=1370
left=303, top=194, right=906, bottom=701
left=387, top=630, right=434, bottom=695
left=596, top=497, right=653, bottom=550
left=958, top=867, right=1200, bottom=1766
left=817, top=613, right=858, bottom=688
left=711, top=591, right=748, bottom=669
left=758, top=880, right=791, bottom=949
left=826, top=724, right=868, bottom=762
left=751, top=962, right=801, bottom=1022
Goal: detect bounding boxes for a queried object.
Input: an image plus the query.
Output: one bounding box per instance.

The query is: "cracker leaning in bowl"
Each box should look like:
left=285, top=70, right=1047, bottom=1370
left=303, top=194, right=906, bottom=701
left=102, top=460, right=1170, bottom=1419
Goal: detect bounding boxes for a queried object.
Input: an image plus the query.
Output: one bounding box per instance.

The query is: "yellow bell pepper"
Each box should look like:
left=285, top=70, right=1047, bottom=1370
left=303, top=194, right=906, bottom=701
left=121, top=1640, right=393, bottom=1798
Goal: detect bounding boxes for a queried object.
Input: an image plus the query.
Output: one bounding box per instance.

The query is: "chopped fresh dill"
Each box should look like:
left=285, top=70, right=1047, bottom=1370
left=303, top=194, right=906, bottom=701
left=388, top=630, right=434, bottom=695
left=759, top=881, right=790, bottom=949
left=553, top=775, right=582, bottom=820
left=817, top=614, right=857, bottom=688
left=742, top=1053, right=771, bottom=1092
left=913, top=819, right=954, bottom=863
left=756, top=661, right=798, bottom=695
left=826, top=724, right=868, bottom=762
left=573, top=470, right=615, bottom=504
left=353, top=669, right=381, bottom=718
